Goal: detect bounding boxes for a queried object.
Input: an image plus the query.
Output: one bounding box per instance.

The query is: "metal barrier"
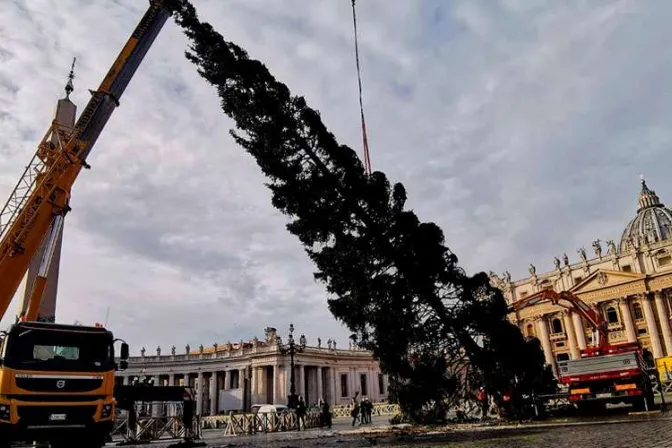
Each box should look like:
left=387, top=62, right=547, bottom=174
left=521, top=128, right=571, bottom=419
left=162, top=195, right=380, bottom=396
left=112, top=414, right=202, bottom=443
left=200, top=403, right=401, bottom=433
left=652, top=380, right=672, bottom=394
left=329, top=403, right=400, bottom=418
left=112, top=385, right=201, bottom=445
left=201, top=410, right=321, bottom=434
left=536, top=393, right=572, bottom=412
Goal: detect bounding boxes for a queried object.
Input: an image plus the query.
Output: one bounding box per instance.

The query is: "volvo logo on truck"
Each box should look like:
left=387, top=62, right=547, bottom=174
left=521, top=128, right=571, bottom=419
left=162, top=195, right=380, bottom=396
left=56, top=380, right=66, bottom=389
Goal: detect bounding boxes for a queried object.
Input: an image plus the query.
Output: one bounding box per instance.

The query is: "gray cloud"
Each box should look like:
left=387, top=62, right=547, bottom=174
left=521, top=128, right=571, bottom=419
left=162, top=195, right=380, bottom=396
left=1, top=0, right=671, bottom=353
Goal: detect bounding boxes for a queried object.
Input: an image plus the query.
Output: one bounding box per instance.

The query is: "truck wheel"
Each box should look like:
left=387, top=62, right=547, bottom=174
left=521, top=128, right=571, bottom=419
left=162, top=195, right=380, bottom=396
left=576, top=401, right=604, bottom=415
left=631, top=396, right=644, bottom=411
left=86, top=432, right=107, bottom=448
left=51, top=437, right=103, bottom=448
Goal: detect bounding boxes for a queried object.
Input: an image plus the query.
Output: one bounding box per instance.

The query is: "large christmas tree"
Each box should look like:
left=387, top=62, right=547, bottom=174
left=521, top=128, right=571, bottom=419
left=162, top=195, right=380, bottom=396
left=164, top=0, right=555, bottom=421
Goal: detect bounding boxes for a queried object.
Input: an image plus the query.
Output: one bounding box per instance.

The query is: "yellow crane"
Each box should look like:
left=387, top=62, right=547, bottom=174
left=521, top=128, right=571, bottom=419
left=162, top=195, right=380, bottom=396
left=0, top=2, right=172, bottom=446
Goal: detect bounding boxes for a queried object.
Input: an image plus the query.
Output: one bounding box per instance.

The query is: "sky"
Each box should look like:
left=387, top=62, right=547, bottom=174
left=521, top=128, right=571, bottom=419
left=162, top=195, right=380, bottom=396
left=0, top=0, right=670, bottom=354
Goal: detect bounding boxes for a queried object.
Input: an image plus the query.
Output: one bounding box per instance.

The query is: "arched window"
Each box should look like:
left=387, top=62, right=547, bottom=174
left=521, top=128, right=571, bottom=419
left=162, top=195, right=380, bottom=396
left=552, top=318, right=563, bottom=334
left=606, top=306, right=619, bottom=324
left=526, top=324, right=535, bottom=338
left=632, top=303, right=644, bottom=321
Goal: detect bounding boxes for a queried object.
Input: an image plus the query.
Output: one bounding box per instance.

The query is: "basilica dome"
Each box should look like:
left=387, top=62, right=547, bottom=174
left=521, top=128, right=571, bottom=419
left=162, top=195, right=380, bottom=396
left=619, top=178, right=672, bottom=253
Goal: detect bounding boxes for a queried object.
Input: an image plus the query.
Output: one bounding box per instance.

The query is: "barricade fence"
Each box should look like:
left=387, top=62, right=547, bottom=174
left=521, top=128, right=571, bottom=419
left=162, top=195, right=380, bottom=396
left=200, top=403, right=401, bottom=434
left=652, top=380, right=672, bottom=394
left=200, top=410, right=321, bottom=434
left=329, top=402, right=400, bottom=418
left=111, top=412, right=202, bottom=443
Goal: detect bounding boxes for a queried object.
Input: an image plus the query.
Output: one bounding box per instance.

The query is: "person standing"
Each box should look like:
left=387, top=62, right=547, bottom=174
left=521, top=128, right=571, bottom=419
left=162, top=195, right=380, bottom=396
left=296, top=396, right=307, bottom=430
left=360, top=397, right=369, bottom=424
left=477, top=387, right=488, bottom=420
left=350, top=398, right=360, bottom=426
left=321, top=400, right=332, bottom=429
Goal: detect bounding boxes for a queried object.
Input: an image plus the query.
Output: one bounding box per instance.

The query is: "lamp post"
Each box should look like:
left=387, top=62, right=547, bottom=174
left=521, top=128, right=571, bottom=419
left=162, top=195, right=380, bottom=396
left=279, top=323, right=306, bottom=409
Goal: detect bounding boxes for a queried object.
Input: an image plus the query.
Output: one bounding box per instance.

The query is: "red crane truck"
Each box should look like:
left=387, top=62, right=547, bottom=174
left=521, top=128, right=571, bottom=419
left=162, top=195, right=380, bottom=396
left=510, top=289, right=655, bottom=413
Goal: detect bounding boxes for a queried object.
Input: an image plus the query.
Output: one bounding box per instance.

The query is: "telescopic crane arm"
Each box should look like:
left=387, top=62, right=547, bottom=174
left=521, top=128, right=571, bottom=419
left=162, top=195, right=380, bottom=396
left=0, top=0, right=172, bottom=322
left=508, top=288, right=609, bottom=350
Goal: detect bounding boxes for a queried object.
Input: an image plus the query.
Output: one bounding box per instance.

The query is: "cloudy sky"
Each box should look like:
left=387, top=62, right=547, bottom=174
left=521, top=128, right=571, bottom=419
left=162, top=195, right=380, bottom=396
left=0, top=0, right=669, bottom=354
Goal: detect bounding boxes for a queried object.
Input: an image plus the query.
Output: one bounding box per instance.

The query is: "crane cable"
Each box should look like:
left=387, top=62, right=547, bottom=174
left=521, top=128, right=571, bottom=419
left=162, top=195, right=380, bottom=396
left=351, top=0, right=372, bottom=176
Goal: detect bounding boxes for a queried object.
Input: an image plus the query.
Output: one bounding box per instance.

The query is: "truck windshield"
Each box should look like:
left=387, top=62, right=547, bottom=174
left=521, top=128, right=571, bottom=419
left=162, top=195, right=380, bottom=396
left=4, top=328, right=114, bottom=372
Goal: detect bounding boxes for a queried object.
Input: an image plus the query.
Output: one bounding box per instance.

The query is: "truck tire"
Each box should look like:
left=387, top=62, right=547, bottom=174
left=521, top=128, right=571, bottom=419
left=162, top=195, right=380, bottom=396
left=86, top=431, right=108, bottom=448
left=631, top=396, right=645, bottom=411
left=576, top=401, right=605, bottom=415
left=51, top=437, right=104, bottom=448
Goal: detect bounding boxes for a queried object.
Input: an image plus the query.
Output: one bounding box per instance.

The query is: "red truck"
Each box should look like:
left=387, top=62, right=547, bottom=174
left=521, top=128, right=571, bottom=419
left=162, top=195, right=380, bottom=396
left=510, top=289, right=656, bottom=413
left=557, top=342, right=655, bottom=412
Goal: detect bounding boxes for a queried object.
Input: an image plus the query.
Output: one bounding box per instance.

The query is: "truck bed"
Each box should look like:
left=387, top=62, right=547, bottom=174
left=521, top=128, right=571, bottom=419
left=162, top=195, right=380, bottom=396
left=558, top=351, right=642, bottom=381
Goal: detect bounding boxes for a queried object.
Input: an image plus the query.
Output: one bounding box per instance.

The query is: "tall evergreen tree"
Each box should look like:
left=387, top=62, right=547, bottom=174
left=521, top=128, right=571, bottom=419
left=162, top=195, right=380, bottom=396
left=164, top=0, right=554, bottom=421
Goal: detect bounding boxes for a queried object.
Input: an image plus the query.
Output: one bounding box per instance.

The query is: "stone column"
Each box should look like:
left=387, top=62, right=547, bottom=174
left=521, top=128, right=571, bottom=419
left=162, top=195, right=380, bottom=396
left=642, top=294, right=664, bottom=358
left=122, top=376, right=129, bottom=385
left=251, top=367, right=257, bottom=405
left=331, top=368, right=338, bottom=404
left=368, top=368, right=376, bottom=400
left=285, top=363, right=292, bottom=401
left=316, top=366, right=323, bottom=402
left=164, top=374, right=175, bottom=416
left=196, top=372, right=204, bottom=416
left=239, top=368, right=247, bottom=410
left=535, top=316, right=554, bottom=366
left=571, top=312, right=587, bottom=350
left=654, top=291, right=672, bottom=356
left=272, top=365, right=278, bottom=404
left=299, top=365, right=306, bottom=398
left=152, top=376, right=162, bottom=417
left=562, top=311, right=580, bottom=359
left=619, top=297, right=637, bottom=343
left=209, top=372, right=218, bottom=416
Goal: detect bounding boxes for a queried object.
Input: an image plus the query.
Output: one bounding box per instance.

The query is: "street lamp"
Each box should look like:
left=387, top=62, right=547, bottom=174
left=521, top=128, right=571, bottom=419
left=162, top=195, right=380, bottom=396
left=279, top=323, right=307, bottom=408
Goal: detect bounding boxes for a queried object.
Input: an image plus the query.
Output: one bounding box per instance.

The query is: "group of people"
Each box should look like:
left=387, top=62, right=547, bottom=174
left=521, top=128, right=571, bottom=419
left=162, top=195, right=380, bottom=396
left=294, top=396, right=333, bottom=430
left=350, top=396, right=373, bottom=426
left=293, top=395, right=376, bottom=430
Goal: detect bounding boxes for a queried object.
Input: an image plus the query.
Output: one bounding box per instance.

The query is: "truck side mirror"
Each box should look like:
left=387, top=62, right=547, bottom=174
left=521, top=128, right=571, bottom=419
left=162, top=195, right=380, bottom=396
left=120, top=343, right=129, bottom=360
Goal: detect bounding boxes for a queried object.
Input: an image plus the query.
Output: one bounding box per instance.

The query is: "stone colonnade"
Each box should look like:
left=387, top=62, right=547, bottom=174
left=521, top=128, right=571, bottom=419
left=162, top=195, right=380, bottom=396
left=118, top=362, right=387, bottom=416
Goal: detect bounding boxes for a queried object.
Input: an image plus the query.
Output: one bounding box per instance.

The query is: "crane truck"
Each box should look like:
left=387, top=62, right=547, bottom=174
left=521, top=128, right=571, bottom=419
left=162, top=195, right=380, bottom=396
left=510, top=289, right=655, bottom=413
left=0, top=1, right=174, bottom=446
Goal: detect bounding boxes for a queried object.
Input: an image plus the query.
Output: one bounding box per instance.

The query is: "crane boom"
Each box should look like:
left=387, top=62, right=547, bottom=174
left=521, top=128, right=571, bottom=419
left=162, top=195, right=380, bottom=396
left=0, top=0, right=171, bottom=322
left=508, top=288, right=609, bottom=350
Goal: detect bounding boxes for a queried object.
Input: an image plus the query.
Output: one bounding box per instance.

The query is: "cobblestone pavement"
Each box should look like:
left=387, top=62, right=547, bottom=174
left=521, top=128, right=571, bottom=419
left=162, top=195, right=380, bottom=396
left=387, top=417, right=672, bottom=448
left=198, top=414, right=672, bottom=448
left=102, top=413, right=672, bottom=448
